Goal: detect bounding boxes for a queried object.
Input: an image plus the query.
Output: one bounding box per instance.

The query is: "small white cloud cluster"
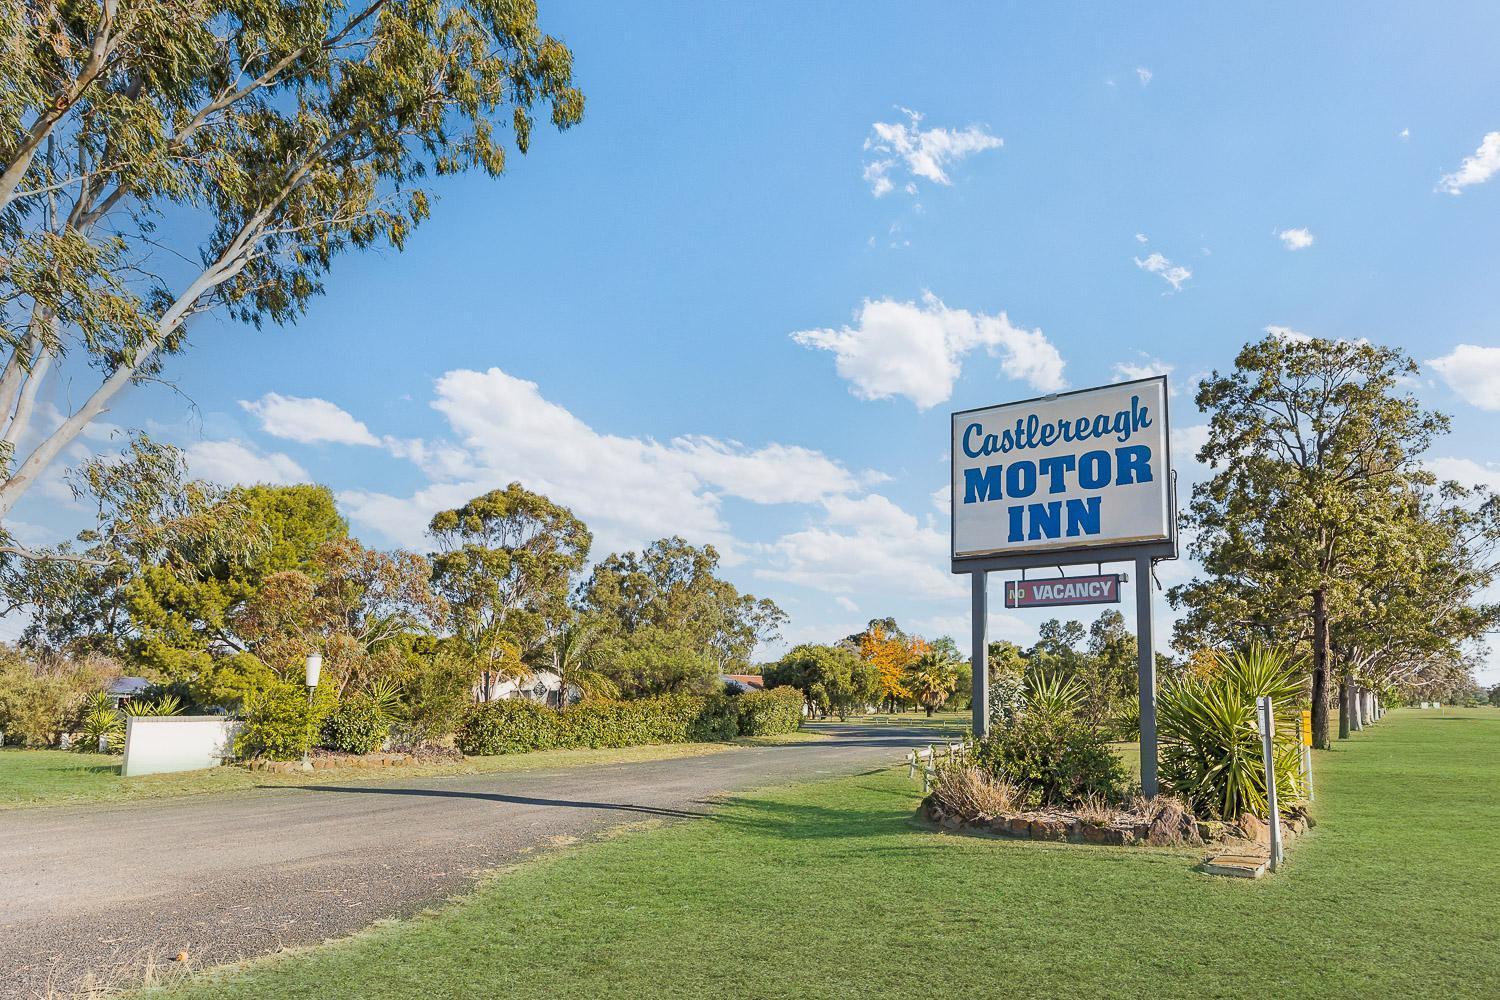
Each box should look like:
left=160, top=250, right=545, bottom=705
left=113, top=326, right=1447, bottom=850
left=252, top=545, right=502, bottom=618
left=1136, top=67, right=1153, bottom=86
left=1438, top=131, right=1500, bottom=195
left=1276, top=227, right=1315, bottom=251
left=862, top=108, right=1002, bottom=197
left=791, top=292, right=1066, bottom=410
left=1133, top=251, right=1192, bottom=292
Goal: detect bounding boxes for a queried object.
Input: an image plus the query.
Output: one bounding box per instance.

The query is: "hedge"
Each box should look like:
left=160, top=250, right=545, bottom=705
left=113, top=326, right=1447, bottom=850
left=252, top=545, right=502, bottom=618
left=735, top=687, right=805, bottom=736
left=455, top=689, right=801, bottom=756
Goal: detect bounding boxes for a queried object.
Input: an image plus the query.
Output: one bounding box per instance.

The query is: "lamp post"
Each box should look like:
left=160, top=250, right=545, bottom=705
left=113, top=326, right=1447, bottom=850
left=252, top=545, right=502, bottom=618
left=302, top=652, right=322, bottom=769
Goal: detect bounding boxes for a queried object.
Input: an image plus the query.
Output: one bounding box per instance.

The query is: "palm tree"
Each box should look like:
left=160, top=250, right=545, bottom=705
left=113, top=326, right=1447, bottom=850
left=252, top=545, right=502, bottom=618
left=908, top=652, right=959, bottom=717
left=549, top=616, right=619, bottom=711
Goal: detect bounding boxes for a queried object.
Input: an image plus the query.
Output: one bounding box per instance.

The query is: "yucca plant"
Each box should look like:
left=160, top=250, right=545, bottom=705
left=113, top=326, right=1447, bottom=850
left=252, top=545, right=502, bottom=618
left=79, top=693, right=126, bottom=754
left=1023, top=671, right=1086, bottom=720
left=1157, top=644, right=1307, bottom=820
left=363, top=677, right=407, bottom=722
left=124, top=694, right=184, bottom=717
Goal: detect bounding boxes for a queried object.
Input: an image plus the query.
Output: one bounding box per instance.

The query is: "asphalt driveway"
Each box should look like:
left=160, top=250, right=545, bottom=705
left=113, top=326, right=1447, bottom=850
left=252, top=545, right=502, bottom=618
left=0, top=723, right=943, bottom=998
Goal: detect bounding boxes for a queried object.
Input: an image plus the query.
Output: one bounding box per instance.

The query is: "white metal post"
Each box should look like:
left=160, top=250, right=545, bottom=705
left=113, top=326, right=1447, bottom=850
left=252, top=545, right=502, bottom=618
left=1258, top=696, right=1284, bottom=870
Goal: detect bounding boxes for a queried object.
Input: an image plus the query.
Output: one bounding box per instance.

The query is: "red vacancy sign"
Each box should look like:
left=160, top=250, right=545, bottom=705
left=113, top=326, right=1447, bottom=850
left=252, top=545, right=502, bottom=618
left=1004, top=574, right=1122, bottom=609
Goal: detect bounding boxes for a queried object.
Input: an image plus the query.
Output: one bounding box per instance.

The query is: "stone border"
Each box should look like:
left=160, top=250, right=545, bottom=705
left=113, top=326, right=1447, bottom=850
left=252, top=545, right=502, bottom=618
left=919, top=795, right=1314, bottom=851
left=247, top=751, right=412, bottom=773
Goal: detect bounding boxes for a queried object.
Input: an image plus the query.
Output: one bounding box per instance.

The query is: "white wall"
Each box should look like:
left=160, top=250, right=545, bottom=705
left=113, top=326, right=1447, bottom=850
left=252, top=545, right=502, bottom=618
left=121, top=716, right=244, bottom=777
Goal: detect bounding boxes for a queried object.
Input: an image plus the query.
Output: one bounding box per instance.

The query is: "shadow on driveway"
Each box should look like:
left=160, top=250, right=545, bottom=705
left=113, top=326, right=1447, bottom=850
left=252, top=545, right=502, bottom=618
left=270, top=784, right=713, bottom=819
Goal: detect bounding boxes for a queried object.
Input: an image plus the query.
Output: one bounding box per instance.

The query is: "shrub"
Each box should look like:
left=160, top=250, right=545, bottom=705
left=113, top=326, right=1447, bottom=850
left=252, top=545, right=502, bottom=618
left=455, top=693, right=746, bottom=756
left=321, top=696, right=391, bottom=755
left=1157, top=644, right=1307, bottom=819
left=931, top=764, right=1021, bottom=820
left=237, top=683, right=329, bottom=761
left=0, top=650, right=118, bottom=747
left=986, top=671, right=1025, bottom=727
left=972, top=711, right=1127, bottom=808
left=735, top=687, right=803, bottom=736
left=400, top=648, right=473, bottom=744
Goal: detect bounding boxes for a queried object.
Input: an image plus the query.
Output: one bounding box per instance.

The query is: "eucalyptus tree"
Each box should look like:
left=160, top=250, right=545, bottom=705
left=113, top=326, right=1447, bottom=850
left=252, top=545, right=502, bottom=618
left=427, top=483, right=591, bottom=698
left=1332, top=480, right=1500, bottom=718
left=577, top=536, right=787, bottom=674
left=0, top=1, right=583, bottom=525
left=1169, top=334, right=1445, bottom=748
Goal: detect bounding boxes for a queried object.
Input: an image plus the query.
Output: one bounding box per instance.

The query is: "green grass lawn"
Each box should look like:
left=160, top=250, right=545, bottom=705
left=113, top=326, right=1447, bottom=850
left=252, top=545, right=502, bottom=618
left=0, top=738, right=804, bottom=811
left=146, top=708, right=1500, bottom=999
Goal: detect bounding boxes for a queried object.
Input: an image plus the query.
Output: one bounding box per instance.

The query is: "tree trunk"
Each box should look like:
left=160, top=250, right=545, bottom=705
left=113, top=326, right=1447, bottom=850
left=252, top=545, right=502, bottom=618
left=1338, top=678, right=1350, bottom=740
left=1350, top=685, right=1363, bottom=731
left=1311, top=588, right=1331, bottom=749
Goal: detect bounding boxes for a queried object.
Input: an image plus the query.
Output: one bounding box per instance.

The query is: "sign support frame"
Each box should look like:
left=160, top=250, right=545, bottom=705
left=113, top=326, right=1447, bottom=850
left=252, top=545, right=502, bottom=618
left=950, top=375, right=1177, bottom=797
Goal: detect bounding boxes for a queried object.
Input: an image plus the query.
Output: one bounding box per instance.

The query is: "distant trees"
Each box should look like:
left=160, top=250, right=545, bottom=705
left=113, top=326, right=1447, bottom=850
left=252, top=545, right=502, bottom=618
left=579, top=536, right=785, bottom=695
left=852, top=620, right=928, bottom=712
left=908, top=651, right=959, bottom=717
left=1171, top=334, right=1499, bottom=744
left=0, top=1, right=584, bottom=522
left=764, top=643, right=877, bottom=720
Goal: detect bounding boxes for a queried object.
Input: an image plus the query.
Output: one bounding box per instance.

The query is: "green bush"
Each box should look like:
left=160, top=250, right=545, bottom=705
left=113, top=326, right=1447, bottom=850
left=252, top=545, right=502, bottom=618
left=237, top=683, right=328, bottom=761
left=1157, top=644, right=1307, bottom=819
left=972, top=711, right=1127, bottom=807
left=735, top=687, right=804, bottom=736
left=455, top=693, right=744, bottom=756
left=321, top=696, right=391, bottom=755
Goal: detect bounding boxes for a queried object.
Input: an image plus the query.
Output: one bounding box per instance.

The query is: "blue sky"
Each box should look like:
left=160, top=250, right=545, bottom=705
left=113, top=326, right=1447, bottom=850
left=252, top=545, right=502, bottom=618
left=10, top=2, right=1500, bottom=681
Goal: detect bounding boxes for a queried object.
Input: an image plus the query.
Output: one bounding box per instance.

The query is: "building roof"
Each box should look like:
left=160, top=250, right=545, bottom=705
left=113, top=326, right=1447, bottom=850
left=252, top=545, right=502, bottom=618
left=106, top=676, right=152, bottom=697
left=722, top=673, right=765, bottom=690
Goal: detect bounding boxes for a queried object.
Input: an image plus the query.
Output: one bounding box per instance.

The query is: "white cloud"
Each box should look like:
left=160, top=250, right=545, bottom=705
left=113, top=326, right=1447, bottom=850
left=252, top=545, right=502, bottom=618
left=1426, top=457, right=1500, bottom=493
left=348, top=368, right=865, bottom=556
left=1438, top=131, right=1500, bottom=194
left=1136, top=67, right=1153, bottom=86
left=241, top=393, right=379, bottom=446
left=834, top=595, right=860, bottom=613
left=1399, top=128, right=1410, bottom=141
left=1112, top=356, right=1175, bottom=383
left=755, top=493, right=963, bottom=601
left=1264, top=324, right=1311, bottom=342
left=1427, top=344, right=1500, bottom=410
left=1134, top=233, right=1148, bottom=243
left=862, top=108, right=1002, bottom=197
left=1134, top=252, right=1192, bottom=292
left=791, top=292, right=1066, bottom=410
left=185, top=440, right=308, bottom=486
left=1276, top=227, right=1315, bottom=250
left=1171, top=424, right=1211, bottom=465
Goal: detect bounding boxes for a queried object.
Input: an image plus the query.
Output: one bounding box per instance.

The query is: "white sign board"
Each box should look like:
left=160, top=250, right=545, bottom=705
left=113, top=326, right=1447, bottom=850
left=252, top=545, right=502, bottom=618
left=951, top=376, right=1171, bottom=560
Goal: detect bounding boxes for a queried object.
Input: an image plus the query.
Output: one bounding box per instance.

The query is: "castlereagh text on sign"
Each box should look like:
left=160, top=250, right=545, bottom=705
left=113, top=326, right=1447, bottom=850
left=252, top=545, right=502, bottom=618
left=951, top=376, right=1172, bottom=560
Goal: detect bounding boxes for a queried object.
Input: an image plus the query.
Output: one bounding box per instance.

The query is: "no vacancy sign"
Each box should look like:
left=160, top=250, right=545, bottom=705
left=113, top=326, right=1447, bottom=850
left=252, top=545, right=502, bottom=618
left=1003, top=574, right=1123, bottom=609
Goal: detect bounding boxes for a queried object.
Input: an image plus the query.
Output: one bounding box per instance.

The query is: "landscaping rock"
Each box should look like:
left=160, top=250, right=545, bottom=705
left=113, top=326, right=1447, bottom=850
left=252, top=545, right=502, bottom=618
left=1008, top=816, right=1032, bottom=837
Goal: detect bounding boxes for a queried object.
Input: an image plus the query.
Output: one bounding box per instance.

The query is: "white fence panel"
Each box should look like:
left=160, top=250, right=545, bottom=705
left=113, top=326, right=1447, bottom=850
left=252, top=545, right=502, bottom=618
left=122, top=716, right=243, bottom=777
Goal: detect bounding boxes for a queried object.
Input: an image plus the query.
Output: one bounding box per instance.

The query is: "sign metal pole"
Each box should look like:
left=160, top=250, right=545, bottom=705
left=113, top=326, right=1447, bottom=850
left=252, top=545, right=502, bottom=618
left=1135, top=555, right=1158, bottom=798
left=971, top=570, right=988, bottom=740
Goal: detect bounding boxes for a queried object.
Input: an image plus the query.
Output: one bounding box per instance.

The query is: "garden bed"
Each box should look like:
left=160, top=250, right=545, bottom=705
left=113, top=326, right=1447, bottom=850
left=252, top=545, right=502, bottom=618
left=246, top=746, right=463, bottom=773
left=918, top=794, right=1314, bottom=851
